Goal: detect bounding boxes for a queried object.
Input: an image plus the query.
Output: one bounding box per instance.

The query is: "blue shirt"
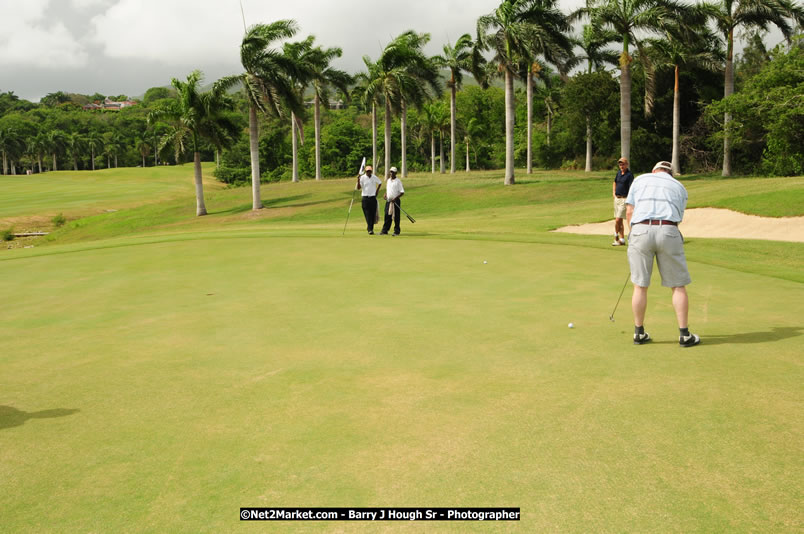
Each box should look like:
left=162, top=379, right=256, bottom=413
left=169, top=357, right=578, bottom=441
left=614, top=169, right=634, bottom=197
left=626, top=171, right=688, bottom=223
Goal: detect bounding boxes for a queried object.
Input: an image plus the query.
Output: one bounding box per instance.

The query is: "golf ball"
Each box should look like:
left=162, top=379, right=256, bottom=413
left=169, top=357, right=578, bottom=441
left=483, top=260, right=487, bottom=264
left=568, top=323, right=574, bottom=328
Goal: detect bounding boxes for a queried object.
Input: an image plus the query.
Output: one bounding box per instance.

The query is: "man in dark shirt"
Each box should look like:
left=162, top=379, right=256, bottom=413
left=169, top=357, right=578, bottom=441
left=612, top=157, right=634, bottom=246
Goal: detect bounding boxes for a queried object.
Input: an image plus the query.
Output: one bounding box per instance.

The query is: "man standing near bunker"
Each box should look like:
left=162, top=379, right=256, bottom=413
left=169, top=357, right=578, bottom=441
left=626, top=161, right=701, bottom=347
left=612, top=157, right=634, bottom=246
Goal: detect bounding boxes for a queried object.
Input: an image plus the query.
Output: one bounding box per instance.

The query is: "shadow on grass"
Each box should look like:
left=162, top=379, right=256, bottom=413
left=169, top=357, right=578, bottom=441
left=698, top=326, right=803, bottom=345
left=0, top=406, right=80, bottom=430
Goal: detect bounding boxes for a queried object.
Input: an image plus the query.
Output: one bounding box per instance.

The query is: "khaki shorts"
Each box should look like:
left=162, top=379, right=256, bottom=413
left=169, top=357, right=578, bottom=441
left=614, top=197, right=627, bottom=219
left=627, top=224, right=691, bottom=288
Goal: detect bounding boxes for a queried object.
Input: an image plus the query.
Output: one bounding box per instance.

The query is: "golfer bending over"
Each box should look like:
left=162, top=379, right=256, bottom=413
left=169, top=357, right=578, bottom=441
left=379, top=166, right=404, bottom=236
left=626, top=160, right=701, bottom=347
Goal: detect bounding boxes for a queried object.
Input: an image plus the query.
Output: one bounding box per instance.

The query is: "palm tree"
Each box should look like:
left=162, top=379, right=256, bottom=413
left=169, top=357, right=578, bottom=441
left=28, top=132, right=47, bottom=173
left=645, top=19, right=723, bottom=174
left=366, top=31, right=442, bottom=179
left=136, top=138, right=151, bottom=168
left=47, top=130, right=66, bottom=171
left=566, top=24, right=620, bottom=171
left=65, top=132, right=84, bottom=171
left=85, top=130, right=102, bottom=171
left=574, top=0, right=689, bottom=162
left=478, top=0, right=558, bottom=185
left=0, top=127, right=23, bottom=175
left=281, top=37, right=320, bottom=183
left=307, top=44, right=352, bottom=180
left=435, top=34, right=485, bottom=174
left=225, top=20, right=301, bottom=209
left=700, top=0, right=803, bottom=176
left=354, top=57, right=383, bottom=170
left=463, top=117, right=484, bottom=172
left=149, top=70, right=240, bottom=216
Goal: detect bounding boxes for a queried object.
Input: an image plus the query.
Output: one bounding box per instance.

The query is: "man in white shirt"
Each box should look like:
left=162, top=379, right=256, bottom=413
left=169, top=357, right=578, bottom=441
left=626, top=160, right=701, bottom=347
left=357, top=165, right=382, bottom=234
left=379, top=166, right=404, bottom=236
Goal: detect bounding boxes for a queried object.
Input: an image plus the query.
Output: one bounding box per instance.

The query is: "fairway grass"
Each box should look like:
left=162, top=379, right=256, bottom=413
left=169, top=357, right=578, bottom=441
left=1, top=166, right=802, bottom=532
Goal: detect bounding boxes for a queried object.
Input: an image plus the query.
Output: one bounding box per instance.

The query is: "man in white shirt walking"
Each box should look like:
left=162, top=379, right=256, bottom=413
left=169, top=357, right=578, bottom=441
left=357, top=165, right=382, bottom=234
left=626, top=160, right=701, bottom=348
left=379, top=166, right=405, bottom=236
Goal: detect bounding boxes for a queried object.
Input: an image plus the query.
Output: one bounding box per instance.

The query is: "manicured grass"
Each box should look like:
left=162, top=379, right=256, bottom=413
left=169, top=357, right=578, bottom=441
left=1, top=165, right=802, bottom=532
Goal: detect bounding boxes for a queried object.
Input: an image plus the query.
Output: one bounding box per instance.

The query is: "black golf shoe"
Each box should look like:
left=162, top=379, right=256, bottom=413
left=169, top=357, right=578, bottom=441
left=679, top=333, right=701, bottom=347
left=633, top=332, right=652, bottom=345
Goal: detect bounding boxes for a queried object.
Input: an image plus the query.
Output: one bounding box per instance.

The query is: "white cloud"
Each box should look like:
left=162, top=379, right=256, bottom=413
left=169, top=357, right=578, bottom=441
left=0, top=0, right=89, bottom=68
left=89, top=0, right=244, bottom=65
left=71, top=0, right=113, bottom=9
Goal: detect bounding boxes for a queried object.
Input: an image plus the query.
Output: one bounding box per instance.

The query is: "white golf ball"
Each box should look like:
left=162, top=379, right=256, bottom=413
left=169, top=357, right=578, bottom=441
left=568, top=323, right=574, bottom=328
left=483, top=260, right=487, bottom=264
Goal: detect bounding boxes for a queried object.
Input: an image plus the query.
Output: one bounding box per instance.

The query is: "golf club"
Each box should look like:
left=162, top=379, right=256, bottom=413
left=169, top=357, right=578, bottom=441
left=395, top=201, right=416, bottom=223
left=609, top=271, right=631, bottom=321
left=342, top=157, right=366, bottom=235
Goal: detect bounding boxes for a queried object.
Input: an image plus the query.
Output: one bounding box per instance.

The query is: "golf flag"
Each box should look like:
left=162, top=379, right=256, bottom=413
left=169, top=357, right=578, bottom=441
left=358, top=156, right=366, bottom=177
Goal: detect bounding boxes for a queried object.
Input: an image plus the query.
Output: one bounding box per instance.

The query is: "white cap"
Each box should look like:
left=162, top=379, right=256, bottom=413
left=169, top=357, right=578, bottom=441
left=653, top=161, right=673, bottom=174
left=389, top=166, right=398, bottom=173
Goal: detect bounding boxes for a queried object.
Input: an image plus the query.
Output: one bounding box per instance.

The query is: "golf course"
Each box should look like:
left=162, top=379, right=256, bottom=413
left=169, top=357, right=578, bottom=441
left=1, top=165, right=802, bottom=533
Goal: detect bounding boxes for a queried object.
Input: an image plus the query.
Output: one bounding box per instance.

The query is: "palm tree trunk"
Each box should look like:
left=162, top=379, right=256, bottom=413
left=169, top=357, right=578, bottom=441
left=38, top=156, right=43, bottom=174
left=291, top=111, right=299, bottom=183
left=465, top=139, right=470, bottom=172
left=439, top=131, right=445, bottom=174
left=371, top=102, right=378, bottom=169
left=671, top=64, right=681, bottom=175
left=620, top=54, right=632, bottom=161
left=115, top=154, right=118, bottom=168
left=91, top=148, right=95, bottom=171
left=401, top=100, right=407, bottom=178
left=3, top=150, right=7, bottom=174
left=73, top=157, right=78, bottom=171
left=504, top=68, right=515, bottom=185
left=249, top=104, right=262, bottom=209
left=52, top=153, right=57, bottom=171
left=142, top=155, right=146, bottom=168
left=314, top=95, right=322, bottom=180
left=193, top=151, right=207, bottom=216
left=154, top=144, right=158, bottom=166
left=431, top=133, right=435, bottom=173
left=11, top=162, right=16, bottom=175
left=450, top=85, right=456, bottom=174
left=107, top=155, right=111, bottom=169
left=527, top=70, right=533, bottom=174
left=384, top=100, right=392, bottom=179
left=586, top=116, right=593, bottom=172
left=722, top=30, right=734, bottom=177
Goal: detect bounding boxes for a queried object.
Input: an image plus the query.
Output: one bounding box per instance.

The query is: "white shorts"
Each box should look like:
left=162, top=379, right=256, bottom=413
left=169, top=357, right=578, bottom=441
left=614, top=197, right=627, bottom=219
left=627, top=224, right=691, bottom=288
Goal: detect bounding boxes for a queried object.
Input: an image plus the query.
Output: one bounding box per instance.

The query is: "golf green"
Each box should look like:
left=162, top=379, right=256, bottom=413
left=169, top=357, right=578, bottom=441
left=1, top=234, right=801, bottom=532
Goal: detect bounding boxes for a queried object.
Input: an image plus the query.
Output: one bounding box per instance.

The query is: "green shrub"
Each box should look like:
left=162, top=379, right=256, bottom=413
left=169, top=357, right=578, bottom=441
left=52, top=213, right=66, bottom=227
left=2, top=228, right=14, bottom=241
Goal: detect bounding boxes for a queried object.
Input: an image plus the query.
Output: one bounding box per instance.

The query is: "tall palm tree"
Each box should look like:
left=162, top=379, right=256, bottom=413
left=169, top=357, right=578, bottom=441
left=700, top=0, right=803, bottom=176
left=282, top=37, right=320, bottom=183
left=354, top=56, right=383, bottom=170
left=149, top=70, right=240, bottom=216
left=574, top=0, right=689, bottom=162
left=566, top=24, right=620, bottom=171
left=364, top=31, right=442, bottom=178
left=307, top=44, right=352, bottom=180
left=645, top=19, right=723, bottom=174
left=28, top=132, right=47, bottom=173
left=435, top=34, right=484, bottom=174
left=224, top=20, right=301, bottom=209
left=478, top=0, right=558, bottom=184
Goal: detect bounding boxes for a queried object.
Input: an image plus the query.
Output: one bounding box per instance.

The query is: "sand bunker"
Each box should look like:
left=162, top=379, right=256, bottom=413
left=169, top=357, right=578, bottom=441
left=554, top=208, right=804, bottom=243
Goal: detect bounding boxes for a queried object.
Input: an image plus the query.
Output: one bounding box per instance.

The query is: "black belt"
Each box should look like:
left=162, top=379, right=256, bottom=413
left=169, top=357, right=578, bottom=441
left=636, top=220, right=677, bottom=226
left=615, top=195, right=627, bottom=198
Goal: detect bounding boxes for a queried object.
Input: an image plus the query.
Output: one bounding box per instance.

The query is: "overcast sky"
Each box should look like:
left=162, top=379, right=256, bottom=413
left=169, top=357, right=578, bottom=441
left=0, top=0, right=782, bottom=102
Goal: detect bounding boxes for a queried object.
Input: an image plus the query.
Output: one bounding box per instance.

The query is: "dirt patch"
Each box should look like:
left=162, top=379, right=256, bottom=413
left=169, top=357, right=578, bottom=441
left=553, top=208, right=804, bottom=243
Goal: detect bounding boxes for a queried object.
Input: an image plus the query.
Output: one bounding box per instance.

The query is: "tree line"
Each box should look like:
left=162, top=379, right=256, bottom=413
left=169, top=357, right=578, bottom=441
left=1, top=0, right=802, bottom=215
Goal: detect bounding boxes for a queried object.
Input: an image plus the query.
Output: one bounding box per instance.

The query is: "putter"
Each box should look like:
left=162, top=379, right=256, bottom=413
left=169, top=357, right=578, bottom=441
left=395, top=201, right=416, bottom=223
left=609, top=271, right=631, bottom=321
left=342, top=157, right=366, bottom=235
